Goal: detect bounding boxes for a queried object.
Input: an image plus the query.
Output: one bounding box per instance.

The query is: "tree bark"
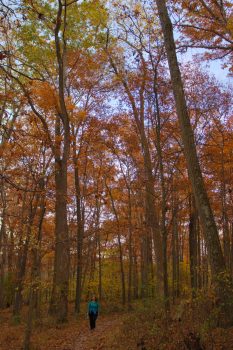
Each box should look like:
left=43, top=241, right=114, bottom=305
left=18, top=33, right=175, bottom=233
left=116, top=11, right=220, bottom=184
left=127, top=187, right=133, bottom=306
left=105, top=180, right=126, bottom=305
left=49, top=154, right=70, bottom=322
left=0, top=208, right=7, bottom=308
left=153, top=72, right=169, bottom=310
left=23, top=188, right=46, bottom=350
left=95, top=193, right=102, bottom=301
left=189, top=195, right=198, bottom=297
left=73, top=156, right=84, bottom=314
left=13, top=191, right=38, bottom=318
left=0, top=177, right=7, bottom=308
left=230, top=222, right=233, bottom=280
left=133, top=250, right=139, bottom=299
left=172, top=199, right=180, bottom=302
left=155, top=0, right=226, bottom=279
left=49, top=0, right=70, bottom=322
left=220, top=156, right=230, bottom=268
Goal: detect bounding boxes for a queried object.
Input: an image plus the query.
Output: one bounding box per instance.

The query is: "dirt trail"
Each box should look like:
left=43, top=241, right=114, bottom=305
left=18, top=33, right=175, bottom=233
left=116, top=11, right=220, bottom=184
left=0, top=309, right=124, bottom=350
left=73, top=314, right=123, bottom=350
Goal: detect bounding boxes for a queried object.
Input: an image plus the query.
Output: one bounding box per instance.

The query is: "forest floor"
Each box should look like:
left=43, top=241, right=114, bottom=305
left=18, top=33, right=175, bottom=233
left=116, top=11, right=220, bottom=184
left=0, top=306, right=126, bottom=350
left=1, top=301, right=233, bottom=349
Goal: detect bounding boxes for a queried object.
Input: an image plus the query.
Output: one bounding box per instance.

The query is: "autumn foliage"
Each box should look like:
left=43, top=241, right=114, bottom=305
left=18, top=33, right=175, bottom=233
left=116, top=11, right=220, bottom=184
left=0, top=0, right=233, bottom=349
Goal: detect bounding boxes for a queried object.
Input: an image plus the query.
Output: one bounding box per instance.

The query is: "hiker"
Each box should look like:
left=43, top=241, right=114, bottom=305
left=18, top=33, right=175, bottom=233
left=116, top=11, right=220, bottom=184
left=87, top=296, right=99, bottom=330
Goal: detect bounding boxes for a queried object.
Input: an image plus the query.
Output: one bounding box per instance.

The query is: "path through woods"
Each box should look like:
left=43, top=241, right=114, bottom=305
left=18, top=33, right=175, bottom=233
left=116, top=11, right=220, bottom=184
left=73, top=314, right=123, bottom=350
left=0, top=310, right=124, bottom=350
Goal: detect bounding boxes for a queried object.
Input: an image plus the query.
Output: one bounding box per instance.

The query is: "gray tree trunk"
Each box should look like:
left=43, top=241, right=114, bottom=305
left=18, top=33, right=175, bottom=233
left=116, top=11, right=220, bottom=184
left=155, top=0, right=225, bottom=278
left=189, top=195, right=198, bottom=297
left=49, top=0, right=70, bottom=323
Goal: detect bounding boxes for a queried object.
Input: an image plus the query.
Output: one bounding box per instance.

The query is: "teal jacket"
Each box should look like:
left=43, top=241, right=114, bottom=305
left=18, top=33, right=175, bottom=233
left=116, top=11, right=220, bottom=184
left=88, top=301, right=99, bottom=315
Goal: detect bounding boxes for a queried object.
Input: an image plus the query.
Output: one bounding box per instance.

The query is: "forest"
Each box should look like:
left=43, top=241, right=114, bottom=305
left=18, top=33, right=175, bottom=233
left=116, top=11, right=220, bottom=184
left=0, top=0, right=233, bottom=349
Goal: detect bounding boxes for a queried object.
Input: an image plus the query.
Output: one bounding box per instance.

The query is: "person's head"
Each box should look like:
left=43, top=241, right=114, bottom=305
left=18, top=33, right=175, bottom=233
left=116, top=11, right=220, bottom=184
left=91, top=295, right=97, bottom=302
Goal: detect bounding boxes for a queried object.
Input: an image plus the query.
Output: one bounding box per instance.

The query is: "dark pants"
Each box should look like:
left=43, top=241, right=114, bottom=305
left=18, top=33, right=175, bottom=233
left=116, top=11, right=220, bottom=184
left=89, top=312, right=98, bottom=329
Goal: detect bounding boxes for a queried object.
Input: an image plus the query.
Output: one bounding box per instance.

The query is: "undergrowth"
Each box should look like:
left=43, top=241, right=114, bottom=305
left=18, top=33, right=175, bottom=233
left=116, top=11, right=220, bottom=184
left=104, top=296, right=233, bottom=350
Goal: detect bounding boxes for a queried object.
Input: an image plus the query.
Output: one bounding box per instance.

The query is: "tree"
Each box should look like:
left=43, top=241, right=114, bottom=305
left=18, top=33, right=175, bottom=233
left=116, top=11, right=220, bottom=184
left=155, top=0, right=233, bottom=323
left=176, top=0, right=233, bottom=73
left=106, top=3, right=164, bottom=295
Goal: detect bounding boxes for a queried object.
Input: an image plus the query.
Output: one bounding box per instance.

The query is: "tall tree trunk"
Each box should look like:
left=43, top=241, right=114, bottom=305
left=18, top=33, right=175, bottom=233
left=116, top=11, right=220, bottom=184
left=116, top=158, right=133, bottom=305
left=127, top=188, right=133, bottom=306
left=0, top=179, right=9, bottom=308
left=23, top=190, right=45, bottom=350
left=50, top=0, right=70, bottom=322
left=23, top=286, right=34, bottom=350
left=220, top=157, right=230, bottom=268
left=141, top=229, right=147, bottom=298
left=230, top=222, right=233, bottom=280
left=97, top=230, right=102, bottom=301
left=95, top=195, right=102, bottom=301
left=81, top=238, right=91, bottom=294
left=140, top=128, right=163, bottom=296
left=13, top=192, right=38, bottom=318
left=73, top=156, right=84, bottom=314
left=87, top=239, right=97, bottom=298
left=172, top=199, right=180, bottom=302
left=133, top=248, right=139, bottom=299
left=189, top=195, right=198, bottom=297
left=153, top=73, right=169, bottom=310
left=155, top=0, right=226, bottom=281
left=106, top=180, right=126, bottom=305
left=49, top=116, right=70, bottom=322
left=35, top=196, right=46, bottom=319
left=8, top=228, right=14, bottom=277
left=0, top=209, right=7, bottom=308
left=197, top=219, right=202, bottom=289
left=49, top=155, right=70, bottom=322
left=13, top=237, right=30, bottom=318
